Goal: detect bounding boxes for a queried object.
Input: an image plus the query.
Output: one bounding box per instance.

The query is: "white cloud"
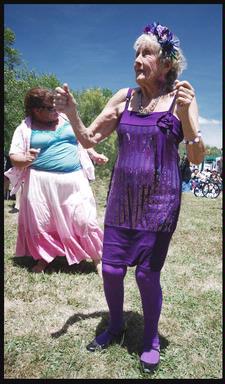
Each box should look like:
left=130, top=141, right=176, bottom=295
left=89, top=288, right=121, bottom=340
left=199, top=116, right=222, bottom=125
left=198, top=116, right=222, bottom=148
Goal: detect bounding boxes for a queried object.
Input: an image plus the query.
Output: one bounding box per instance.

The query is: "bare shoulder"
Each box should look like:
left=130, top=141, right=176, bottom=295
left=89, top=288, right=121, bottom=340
left=117, top=86, right=140, bottom=99
left=107, top=87, right=142, bottom=115
left=107, top=87, right=130, bottom=106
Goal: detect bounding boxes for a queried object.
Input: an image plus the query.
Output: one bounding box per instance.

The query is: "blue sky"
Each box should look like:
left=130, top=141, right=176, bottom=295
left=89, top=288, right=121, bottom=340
left=4, top=3, right=223, bottom=148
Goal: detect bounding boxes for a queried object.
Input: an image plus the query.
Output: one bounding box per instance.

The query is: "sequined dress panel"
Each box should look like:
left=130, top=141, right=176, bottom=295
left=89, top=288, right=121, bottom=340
left=104, top=89, right=184, bottom=232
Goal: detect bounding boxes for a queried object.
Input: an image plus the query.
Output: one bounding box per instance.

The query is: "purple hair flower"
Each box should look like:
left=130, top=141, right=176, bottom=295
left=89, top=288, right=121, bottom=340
left=144, top=22, right=158, bottom=35
left=143, top=22, right=179, bottom=60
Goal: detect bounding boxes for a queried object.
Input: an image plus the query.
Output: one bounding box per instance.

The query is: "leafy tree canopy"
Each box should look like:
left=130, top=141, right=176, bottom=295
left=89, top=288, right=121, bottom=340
left=4, top=27, right=21, bottom=70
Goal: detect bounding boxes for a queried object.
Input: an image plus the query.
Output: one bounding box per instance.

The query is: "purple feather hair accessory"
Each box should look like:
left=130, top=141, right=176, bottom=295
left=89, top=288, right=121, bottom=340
left=143, top=22, right=179, bottom=60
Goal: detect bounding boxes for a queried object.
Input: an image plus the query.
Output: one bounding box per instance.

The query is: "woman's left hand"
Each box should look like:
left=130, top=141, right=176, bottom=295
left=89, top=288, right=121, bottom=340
left=54, top=83, right=78, bottom=115
left=92, top=153, right=109, bottom=165
left=88, top=149, right=109, bottom=165
left=174, top=80, right=195, bottom=110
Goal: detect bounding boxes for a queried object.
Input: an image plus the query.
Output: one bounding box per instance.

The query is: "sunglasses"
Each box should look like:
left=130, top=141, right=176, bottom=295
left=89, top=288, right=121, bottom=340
left=38, top=106, right=56, bottom=112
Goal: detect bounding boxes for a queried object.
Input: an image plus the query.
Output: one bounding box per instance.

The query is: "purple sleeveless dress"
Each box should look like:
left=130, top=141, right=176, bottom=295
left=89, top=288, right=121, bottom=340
left=102, top=88, right=184, bottom=271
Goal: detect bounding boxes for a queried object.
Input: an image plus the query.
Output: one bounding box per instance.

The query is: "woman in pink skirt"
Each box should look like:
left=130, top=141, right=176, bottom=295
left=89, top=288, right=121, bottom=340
left=5, top=87, right=108, bottom=274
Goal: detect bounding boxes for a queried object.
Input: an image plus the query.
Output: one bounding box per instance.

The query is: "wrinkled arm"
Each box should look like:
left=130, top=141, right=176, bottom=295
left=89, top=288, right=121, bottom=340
left=54, top=84, right=128, bottom=148
left=174, top=80, right=205, bottom=165
left=178, top=98, right=205, bottom=165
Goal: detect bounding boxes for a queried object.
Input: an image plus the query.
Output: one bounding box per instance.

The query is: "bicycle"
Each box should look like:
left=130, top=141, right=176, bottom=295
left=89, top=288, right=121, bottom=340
left=193, top=178, right=221, bottom=199
left=193, top=179, right=206, bottom=197
left=202, top=180, right=221, bottom=198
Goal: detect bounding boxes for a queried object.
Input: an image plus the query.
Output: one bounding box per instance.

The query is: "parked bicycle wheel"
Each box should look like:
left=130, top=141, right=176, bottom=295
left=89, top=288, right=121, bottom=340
left=194, top=183, right=205, bottom=197
left=203, top=182, right=220, bottom=198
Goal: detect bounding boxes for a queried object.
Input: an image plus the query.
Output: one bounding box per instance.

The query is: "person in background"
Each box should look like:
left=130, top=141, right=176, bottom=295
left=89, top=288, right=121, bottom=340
left=4, top=153, right=12, bottom=200
left=4, top=153, right=21, bottom=211
left=190, top=168, right=201, bottom=190
left=204, top=168, right=212, bottom=179
left=5, top=87, right=108, bottom=275
left=9, top=185, right=23, bottom=213
left=180, top=155, right=192, bottom=192
left=54, top=22, right=205, bottom=373
left=215, top=156, right=222, bottom=178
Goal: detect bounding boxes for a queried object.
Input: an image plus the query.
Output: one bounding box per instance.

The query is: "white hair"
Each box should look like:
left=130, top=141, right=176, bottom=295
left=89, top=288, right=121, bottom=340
left=133, top=33, right=187, bottom=92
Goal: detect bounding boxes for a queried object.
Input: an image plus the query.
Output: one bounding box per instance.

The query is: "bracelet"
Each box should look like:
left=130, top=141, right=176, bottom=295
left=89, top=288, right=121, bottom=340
left=183, top=130, right=201, bottom=145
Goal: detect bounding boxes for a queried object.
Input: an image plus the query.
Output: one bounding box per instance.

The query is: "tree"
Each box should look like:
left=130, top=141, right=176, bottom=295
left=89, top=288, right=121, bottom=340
left=4, top=28, right=62, bottom=152
left=73, top=87, right=117, bottom=178
left=4, top=27, right=21, bottom=70
left=204, top=145, right=222, bottom=157
left=4, top=68, right=61, bottom=152
left=75, top=87, right=112, bottom=126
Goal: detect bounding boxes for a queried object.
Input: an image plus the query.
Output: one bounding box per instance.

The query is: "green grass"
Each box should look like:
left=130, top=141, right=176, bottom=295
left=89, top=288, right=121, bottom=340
left=4, top=179, right=223, bottom=379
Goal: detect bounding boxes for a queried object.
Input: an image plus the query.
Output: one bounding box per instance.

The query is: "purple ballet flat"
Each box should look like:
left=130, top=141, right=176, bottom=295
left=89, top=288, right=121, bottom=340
left=140, top=346, right=160, bottom=373
left=86, top=327, right=126, bottom=352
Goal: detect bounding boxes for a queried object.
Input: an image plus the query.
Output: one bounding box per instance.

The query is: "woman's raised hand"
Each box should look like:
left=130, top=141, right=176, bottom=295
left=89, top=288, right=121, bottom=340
left=174, top=80, right=195, bottom=109
left=54, top=83, right=78, bottom=115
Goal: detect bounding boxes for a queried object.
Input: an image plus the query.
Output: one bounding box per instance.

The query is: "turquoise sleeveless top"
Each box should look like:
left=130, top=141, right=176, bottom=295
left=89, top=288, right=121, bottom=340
left=30, top=120, right=82, bottom=173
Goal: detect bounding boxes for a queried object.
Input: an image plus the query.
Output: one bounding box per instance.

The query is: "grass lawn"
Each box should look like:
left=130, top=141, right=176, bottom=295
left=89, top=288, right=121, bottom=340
left=4, top=178, right=223, bottom=379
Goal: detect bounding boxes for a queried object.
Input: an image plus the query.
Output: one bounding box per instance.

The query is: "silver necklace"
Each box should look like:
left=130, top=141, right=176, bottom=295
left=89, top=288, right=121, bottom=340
left=137, top=91, right=161, bottom=116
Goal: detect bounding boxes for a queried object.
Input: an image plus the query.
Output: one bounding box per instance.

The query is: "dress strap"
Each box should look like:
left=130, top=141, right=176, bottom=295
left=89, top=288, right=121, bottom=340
left=124, top=88, right=133, bottom=110
left=168, top=95, right=177, bottom=114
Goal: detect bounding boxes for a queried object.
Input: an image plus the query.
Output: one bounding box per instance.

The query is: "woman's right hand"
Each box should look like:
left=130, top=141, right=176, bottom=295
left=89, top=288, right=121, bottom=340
left=54, top=83, right=78, bottom=115
left=10, top=148, right=40, bottom=168
left=25, top=148, right=40, bottom=165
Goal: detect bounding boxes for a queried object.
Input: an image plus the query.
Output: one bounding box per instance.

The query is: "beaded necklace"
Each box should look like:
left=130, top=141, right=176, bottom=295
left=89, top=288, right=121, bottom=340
left=137, top=90, right=161, bottom=116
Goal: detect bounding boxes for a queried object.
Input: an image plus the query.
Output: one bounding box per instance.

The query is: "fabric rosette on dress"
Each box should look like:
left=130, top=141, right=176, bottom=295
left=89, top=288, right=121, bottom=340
left=156, top=111, right=183, bottom=144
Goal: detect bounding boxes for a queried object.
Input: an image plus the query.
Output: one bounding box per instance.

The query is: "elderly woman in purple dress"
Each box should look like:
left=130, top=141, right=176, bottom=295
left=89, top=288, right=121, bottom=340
left=54, top=22, right=205, bottom=373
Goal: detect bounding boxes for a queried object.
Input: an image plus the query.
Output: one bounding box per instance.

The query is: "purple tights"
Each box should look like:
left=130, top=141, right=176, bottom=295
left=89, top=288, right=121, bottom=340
left=96, top=263, right=161, bottom=364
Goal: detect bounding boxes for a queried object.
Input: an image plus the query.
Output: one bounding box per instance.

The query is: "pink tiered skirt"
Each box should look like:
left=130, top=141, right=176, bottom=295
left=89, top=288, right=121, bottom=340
left=16, top=168, right=103, bottom=265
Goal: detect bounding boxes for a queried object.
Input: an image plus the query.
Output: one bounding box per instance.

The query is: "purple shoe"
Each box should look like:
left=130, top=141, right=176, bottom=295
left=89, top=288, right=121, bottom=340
left=86, top=327, right=126, bottom=352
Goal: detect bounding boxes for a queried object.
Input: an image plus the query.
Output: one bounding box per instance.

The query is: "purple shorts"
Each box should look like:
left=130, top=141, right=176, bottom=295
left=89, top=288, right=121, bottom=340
left=102, top=225, right=173, bottom=272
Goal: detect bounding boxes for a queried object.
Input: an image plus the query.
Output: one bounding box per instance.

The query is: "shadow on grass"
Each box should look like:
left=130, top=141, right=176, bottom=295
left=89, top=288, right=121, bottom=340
left=50, top=310, right=169, bottom=356
left=12, top=256, right=97, bottom=275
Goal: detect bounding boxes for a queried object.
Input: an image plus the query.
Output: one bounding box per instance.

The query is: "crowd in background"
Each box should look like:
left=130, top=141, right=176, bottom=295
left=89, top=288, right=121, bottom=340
left=180, top=155, right=223, bottom=193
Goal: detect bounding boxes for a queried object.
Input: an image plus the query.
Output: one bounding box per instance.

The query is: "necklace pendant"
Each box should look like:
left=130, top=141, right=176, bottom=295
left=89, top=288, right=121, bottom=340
left=137, top=91, right=161, bottom=116
left=137, top=106, right=149, bottom=116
